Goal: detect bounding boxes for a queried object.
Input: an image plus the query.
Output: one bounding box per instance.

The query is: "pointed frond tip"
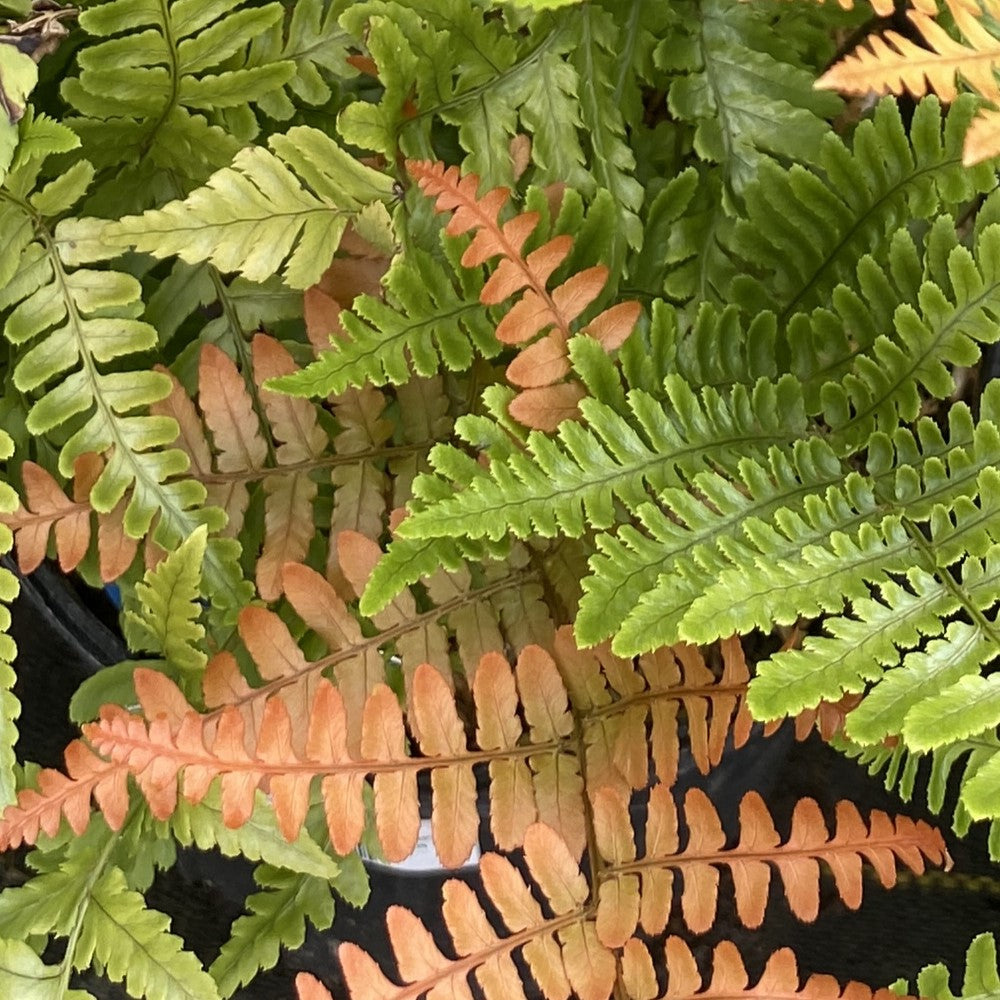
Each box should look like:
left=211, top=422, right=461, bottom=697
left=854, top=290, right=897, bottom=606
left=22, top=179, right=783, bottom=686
left=413, top=159, right=640, bottom=430
left=592, top=785, right=950, bottom=941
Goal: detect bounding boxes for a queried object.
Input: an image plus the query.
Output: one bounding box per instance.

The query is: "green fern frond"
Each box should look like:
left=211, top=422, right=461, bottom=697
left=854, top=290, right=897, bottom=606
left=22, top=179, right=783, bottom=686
left=905, top=932, right=1000, bottom=1000
left=0, top=938, right=93, bottom=1000
left=579, top=434, right=846, bottom=649
left=123, top=525, right=208, bottom=677
left=167, top=789, right=340, bottom=882
left=0, top=813, right=214, bottom=1000
left=340, top=1, right=642, bottom=254
left=61, top=0, right=297, bottom=189
left=398, top=374, right=808, bottom=543
left=657, top=0, right=841, bottom=195
left=728, top=96, right=996, bottom=323
left=104, top=127, right=395, bottom=290
left=570, top=6, right=644, bottom=255
left=339, top=0, right=525, bottom=186
left=1, top=130, right=252, bottom=617
left=232, top=0, right=352, bottom=123
left=209, top=865, right=334, bottom=998
left=76, top=866, right=220, bottom=1000
left=271, top=246, right=494, bottom=396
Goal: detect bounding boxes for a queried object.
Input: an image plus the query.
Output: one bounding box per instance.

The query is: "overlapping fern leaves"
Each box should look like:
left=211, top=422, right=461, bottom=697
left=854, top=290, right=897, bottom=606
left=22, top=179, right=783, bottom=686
left=816, top=0, right=1000, bottom=166
left=2, top=1, right=1000, bottom=998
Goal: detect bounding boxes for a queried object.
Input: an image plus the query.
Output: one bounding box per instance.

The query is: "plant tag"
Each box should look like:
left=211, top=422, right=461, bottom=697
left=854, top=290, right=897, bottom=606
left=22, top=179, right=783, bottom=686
left=361, top=818, right=481, bottom=874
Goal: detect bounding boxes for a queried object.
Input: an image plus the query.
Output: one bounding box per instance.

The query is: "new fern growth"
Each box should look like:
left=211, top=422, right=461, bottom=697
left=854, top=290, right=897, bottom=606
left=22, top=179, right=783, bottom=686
left=1, top=0, right=1000, bottom=998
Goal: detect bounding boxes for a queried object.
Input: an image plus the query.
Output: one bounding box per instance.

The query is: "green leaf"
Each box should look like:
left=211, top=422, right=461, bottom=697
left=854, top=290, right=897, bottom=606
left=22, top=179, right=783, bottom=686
left=104, top=127, right=394, bottom=289
left=123, top=524, right=208, bottom=674
left=167, top=787, right=340, bottom=881
left=209, top=865, right=334, bottom=997
left=0, top=938, right=92, bottom=1000
left=74, top=867, right=220, bottom=1000
left=69, top=659, right=158, bottom=724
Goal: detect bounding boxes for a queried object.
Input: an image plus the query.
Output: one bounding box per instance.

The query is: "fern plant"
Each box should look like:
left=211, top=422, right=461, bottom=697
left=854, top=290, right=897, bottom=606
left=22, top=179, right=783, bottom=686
left=1, top=0, right=1000, bottom=998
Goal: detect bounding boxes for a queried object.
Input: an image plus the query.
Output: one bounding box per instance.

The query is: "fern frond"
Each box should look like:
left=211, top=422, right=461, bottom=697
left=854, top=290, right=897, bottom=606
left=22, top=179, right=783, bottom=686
left=231, top=0, right=352, bottom=122
left=75, top=865, right=220, bottom=1000
left=727, top=96, right=996, bottom=323
left=569, top=5, right=644, bottom=256
left=253, top=335, right=329, bottom=600
left=209, top=864, right=335, bottom=998
left=816, top=0, right=1000, bottom=165
left=0, top=937, right=93, bottom=1000
left=60, top=0, right=299, bottom=195
left=104, top=127, right=395, bottom=290
left=553, top=629, right=784, bottom=789
left=338, top=822, right=610, bottom=1000
left=906, top=932, right=1000, bottom=1000
left=397, top=375, right=807, bottom=542
left=0, top=591, right=589, bottom=856
left=0, top=135, right=252, bottom=616
left=627, top=937, right=905, bottom=1000
left=600, top=377, right=1000, bottom=655
left=329, top=814, right=934, bottom=1000
left=167, top=788, right=339, bottom=883
left=592, top=784, right=950, bottom=940
left=657, top=0, right=841, bottom=193
left=122, top=525, right=208, bottom=676
left=271, top=246, right=496, bottom=396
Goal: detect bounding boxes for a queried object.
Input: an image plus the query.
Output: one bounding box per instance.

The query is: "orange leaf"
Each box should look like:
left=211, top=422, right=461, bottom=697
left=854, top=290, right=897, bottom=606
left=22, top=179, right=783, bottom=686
left=508, top=382, right=586, bottom=431
left=339, top=943, right=398, bottom=1000
left=505, top=332, right=570, bottom=388
left=479, top=852, right=543, bottom=932
left=523, top=822, right=588, bottom=914
left=295, top=973, right=333, bottom=1000
left=2, top=461, right=89, bottom=574
left=361, top=684, right=419, bottom=863
left=252, top=334, right=328, bottom=600
left=622, top=939, right=657, bottom=1000
left=559, top=922, right=615, bottom=1000
left=585, top=299, right=641, bottom=350
left=412, top=664, right=477, bottom=867
left=387, top=906, right=453, bottom=983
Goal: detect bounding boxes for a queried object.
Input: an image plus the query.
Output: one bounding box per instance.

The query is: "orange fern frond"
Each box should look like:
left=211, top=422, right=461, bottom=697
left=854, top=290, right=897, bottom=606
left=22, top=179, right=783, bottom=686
left=338, top=822, right=613, bottom=1000
left=782, top=0, right=935, bottom=17
left=153, top=335, right=332, bottom=599
left=408, top=159, right=641, bottom=431
left=1, top=639, right=586, bottom=862
left=253, top=334, right=329, bottom=599
left=324, top=837, right=923, bottom=1000
left=555, top=630, right=775, bottom=789
left=192, top=342, right=267, bottom=536
left=624, top=936, right=911, bottom=1000
left=591, top=784, right=951, bottom=942
left=816, top=0, right=1000, bottom=164
left=0, top=453, right=137, bottom=580
left=0, top=740, right=129, bottom=850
